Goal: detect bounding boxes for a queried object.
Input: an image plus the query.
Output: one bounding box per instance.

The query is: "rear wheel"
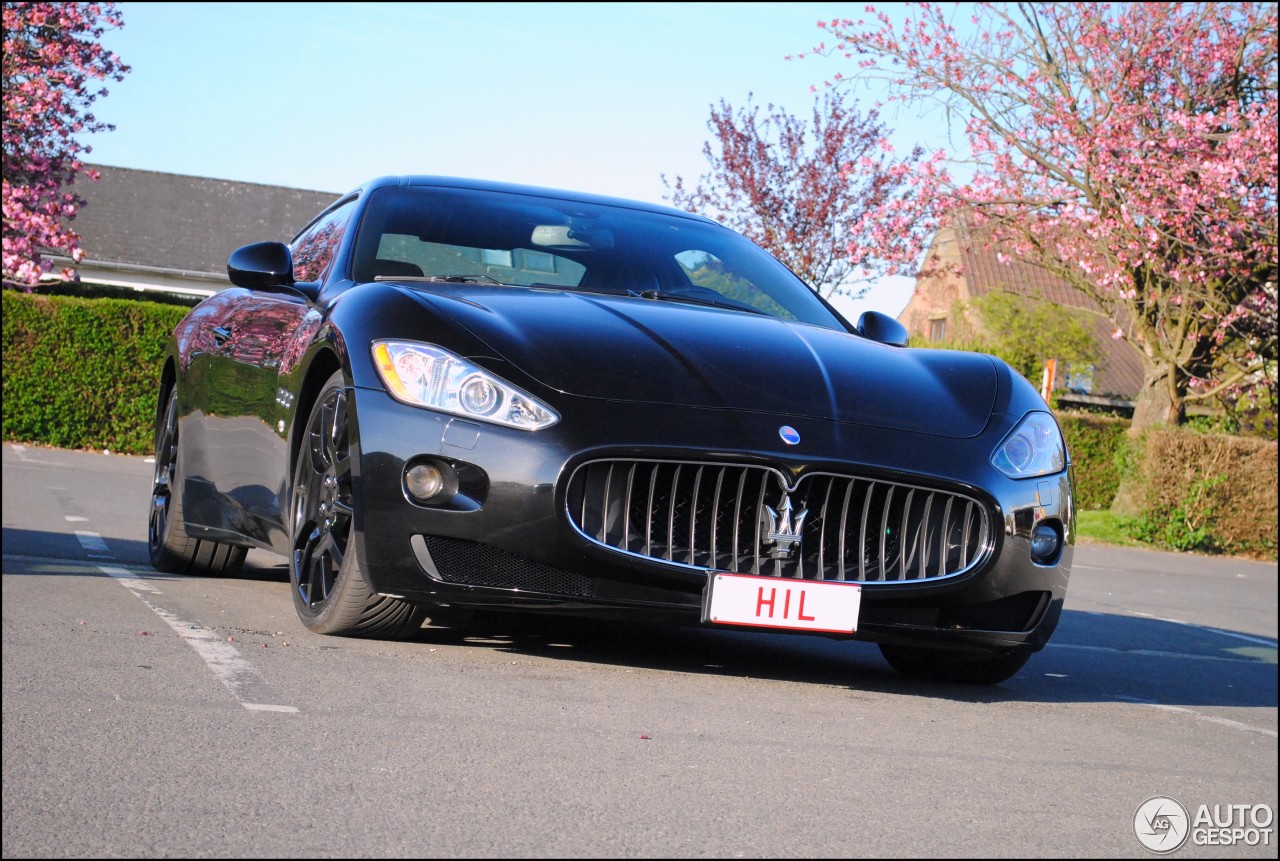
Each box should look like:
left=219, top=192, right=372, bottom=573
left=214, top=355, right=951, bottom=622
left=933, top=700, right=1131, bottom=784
left=148, top=382, right=246, bottom=576
left=289, top=371, right=426, bottom=638
left=878, top=643, right=1032, bottom=685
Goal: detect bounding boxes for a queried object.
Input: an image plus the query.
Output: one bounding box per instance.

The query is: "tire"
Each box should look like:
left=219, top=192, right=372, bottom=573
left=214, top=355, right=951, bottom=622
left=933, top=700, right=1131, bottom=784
left=878, top=642, right=1032, bottom=685
left=148, top=382, right=247, bottom=577
left=289, top=371, right=427, bottom=638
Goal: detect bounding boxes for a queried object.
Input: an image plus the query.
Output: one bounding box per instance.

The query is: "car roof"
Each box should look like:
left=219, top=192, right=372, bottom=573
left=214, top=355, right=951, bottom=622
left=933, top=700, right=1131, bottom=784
left=352, top=175, right=722, bottom=227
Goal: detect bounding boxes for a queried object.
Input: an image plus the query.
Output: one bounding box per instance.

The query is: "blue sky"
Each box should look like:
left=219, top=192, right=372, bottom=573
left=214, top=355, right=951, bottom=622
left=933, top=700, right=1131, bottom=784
left=85, top=2, right=961, bottom=317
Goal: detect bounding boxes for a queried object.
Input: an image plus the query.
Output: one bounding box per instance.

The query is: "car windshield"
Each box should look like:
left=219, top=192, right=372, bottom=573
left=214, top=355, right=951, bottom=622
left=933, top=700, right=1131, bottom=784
left=349, top=186, right=848, bottom=330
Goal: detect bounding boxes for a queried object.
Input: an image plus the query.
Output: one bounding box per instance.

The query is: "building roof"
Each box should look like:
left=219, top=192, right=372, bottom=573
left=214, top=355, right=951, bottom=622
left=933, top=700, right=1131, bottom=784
left=72, top=165, right=340, bottom=277
left=913, top=213, right=1146, bottom=401
left=949, top=213, right=1106, bottom=312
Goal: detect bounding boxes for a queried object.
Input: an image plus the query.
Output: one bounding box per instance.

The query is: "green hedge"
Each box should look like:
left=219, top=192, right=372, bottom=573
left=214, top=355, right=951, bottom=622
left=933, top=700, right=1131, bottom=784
left=1057, top=410, right=1130, bottom=511
left=2, top=290, right=186, bottom=454
left=1121, top=428, right=1278, bottom=558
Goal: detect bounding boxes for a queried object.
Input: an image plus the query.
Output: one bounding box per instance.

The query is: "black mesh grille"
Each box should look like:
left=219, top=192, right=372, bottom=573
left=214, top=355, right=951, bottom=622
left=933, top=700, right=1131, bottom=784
left=422, top=536, right=596, bottom=597
left=565, top=459, right=991, bottom=583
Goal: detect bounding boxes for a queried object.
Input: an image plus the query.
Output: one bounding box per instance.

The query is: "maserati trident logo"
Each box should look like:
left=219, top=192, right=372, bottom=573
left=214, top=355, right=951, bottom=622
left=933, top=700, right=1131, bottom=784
left=763, top=493, right=808, bottom=559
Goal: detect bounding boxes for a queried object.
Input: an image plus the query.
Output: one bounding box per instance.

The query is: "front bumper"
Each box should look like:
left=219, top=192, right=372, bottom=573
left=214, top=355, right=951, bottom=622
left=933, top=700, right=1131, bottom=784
left=346, top=386, right=1074, bottom=653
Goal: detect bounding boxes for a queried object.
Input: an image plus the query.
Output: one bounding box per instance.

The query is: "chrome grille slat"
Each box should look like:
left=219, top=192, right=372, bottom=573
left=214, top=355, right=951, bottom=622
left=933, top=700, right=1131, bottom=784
left=878, top=487, right=893, bottom=582
left=599, top=462, right=615, bottom=544
left=898, top=488, right=913, bottom=581
left=566, top=459, right=990, bottom=585
left=689, top=466, right=703, bottom=567
left=817, top=479, right=834, bottom=580
left=752, top=476, right=765, bottom=577
left=961, top=502, right=974, bottom=568
left=670, top=465, right=680, bottom=560
left=622, top=464, right=636, bottom=552
left=644, top=466, right=658, bottom=557
left=939, top=495, right=954, bottom=575
left=919, top=492, right=935, bottom=580
left=857, top=483, right=871, bottom=582
left=731, top=470, right=746, bottom=571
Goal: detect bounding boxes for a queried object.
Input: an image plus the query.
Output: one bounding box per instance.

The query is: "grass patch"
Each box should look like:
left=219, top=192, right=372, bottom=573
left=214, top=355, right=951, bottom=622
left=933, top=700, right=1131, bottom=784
left=1075, top=509, right=1145, bottom=548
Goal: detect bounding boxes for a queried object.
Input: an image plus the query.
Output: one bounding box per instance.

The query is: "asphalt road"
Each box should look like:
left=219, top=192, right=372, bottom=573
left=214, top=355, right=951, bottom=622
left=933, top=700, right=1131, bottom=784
left=3, top=442, right=1276, bottom=858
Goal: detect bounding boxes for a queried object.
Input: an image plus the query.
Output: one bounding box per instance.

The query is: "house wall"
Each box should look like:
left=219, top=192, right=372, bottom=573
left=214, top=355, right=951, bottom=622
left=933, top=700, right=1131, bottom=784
left=896, top=223, right=971, bottom=344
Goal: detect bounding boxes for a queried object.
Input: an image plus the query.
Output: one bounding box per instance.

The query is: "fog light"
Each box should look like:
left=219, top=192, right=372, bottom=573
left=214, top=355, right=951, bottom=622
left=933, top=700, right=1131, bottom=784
left=1030, top=520, right=1062, bottom=565
left=406, top=462, right=446, bottom=502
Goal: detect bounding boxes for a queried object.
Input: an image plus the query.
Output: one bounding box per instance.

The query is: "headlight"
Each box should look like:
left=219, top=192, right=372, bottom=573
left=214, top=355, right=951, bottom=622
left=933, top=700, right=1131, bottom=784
left=991, top=412, right=1065, bottom=478
left=372, top=340, right=559, bottom=431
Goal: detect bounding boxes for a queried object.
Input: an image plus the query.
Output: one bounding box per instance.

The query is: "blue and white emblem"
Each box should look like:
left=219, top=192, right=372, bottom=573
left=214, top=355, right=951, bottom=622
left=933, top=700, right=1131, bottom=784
left=778, top=425, right=800, bottom=445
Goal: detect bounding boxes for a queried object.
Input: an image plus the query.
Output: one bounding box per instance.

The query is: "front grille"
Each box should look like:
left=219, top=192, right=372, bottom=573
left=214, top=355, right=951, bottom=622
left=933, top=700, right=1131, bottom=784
left=565, top=459, right=990, bottom=584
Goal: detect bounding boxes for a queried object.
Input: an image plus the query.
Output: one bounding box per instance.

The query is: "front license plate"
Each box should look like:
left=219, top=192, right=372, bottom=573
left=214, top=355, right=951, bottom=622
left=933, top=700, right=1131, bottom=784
left=704, top=572, right=861, bottom=634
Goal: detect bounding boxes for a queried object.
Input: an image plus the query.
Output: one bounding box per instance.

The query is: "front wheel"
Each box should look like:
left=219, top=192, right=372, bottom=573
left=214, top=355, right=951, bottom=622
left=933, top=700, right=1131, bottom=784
left=878, top=643, right=1032, bottom=685
left=289, top=371, right=426, bottom=638
left=148, top=381, right=246, bottom=577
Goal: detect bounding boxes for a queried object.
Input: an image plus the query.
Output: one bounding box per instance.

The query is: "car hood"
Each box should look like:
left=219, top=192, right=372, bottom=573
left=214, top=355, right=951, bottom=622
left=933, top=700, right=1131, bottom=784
left=400, top=286, right=998, bottom=438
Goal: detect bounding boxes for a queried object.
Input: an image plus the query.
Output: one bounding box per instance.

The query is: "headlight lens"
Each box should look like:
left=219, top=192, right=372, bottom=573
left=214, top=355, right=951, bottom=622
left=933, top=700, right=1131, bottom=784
left=991, top=412, right=1065, bottom=478
left=372, top=340, right=559, bottom=430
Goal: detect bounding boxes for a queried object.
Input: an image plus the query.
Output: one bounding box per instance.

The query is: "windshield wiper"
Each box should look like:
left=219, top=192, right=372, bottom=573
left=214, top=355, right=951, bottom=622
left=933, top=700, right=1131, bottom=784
left=633, top=289, right=768, bottom=316
left=374, top=273, right=508, bottom=285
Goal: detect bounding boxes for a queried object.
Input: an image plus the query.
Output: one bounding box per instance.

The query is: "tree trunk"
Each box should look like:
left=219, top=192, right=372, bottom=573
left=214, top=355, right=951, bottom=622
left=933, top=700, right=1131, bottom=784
left=1110, top=361, right=1186, bottom=515
left=1129, top=363, right=1187, bottom=433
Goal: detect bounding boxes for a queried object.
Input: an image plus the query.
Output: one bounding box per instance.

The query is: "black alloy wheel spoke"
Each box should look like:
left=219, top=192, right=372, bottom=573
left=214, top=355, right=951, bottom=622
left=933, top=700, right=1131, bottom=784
left=333, top=451, right=352, bottom=480
left=293, top=385, right=353, bottom=613
left=150, top=496, right=167, bottom=541
left=293, top=527, right=312, bottom=584
left=321, top=531, right=345, bottom=573
left=328, top=397, right=346, bottom=455
left=308, top=539, right=328, bottom=603
left=150, top=396, right=178, bottom=547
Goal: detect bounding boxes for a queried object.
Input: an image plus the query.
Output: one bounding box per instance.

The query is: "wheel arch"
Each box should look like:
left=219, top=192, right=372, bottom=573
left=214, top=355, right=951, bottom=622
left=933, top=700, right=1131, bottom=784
left=289, top=349, right=344, bottom=482
left=155, top=358, right=178, bottom=438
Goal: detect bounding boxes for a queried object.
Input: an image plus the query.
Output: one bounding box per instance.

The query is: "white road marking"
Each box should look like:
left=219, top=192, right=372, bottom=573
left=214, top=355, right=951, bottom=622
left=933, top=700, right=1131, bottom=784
left=97, top=565, right=298, bottom=714
left=96, top=565, right=161, bottom=593
left=1123, top=609, right=1276, bottom=647
left=1114, top=695, right=1277, bottom=739
left=65, top=516, right=89, bottom=522
left=1050, top=642, right=1274, bottom=664
left=74, top=531, right=111, bottom=554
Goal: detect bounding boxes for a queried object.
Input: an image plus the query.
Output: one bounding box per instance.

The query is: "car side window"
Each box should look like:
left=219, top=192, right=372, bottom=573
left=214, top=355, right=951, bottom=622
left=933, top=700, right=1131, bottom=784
left=291, top=197, right=356, bottom=283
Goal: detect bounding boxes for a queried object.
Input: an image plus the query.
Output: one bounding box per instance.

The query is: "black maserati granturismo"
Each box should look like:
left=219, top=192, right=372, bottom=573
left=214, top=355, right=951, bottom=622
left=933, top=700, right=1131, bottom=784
left=147, top=175, right=1075, bottom=684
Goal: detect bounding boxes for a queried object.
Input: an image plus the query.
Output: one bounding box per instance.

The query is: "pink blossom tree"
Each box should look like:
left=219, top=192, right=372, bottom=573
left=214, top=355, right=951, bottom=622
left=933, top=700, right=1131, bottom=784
left=796, top=2, right=1277, bottom=430
left=3, top=2, right=129, bottom=287
left=663, top=90, right=928, bottom=299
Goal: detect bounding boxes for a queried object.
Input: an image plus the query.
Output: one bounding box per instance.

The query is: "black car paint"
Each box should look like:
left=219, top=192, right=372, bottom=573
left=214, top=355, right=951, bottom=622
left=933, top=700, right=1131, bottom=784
left=159, top=175, right=1074, bottom=665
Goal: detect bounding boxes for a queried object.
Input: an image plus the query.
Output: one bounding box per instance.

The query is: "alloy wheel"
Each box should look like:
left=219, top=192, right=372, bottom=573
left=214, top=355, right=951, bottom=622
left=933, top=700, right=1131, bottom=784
left=292, top=385, right=355, bottom=611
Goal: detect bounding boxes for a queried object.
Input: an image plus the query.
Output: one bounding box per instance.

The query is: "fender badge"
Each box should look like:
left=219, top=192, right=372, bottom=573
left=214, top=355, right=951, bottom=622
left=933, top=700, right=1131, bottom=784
left=779, top=425, right=800, bottom=445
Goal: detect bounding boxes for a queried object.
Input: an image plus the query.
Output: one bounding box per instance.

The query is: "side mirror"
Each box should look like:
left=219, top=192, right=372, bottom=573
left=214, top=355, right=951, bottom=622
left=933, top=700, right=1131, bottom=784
left=856, top=311, right=910, bottom=347
left=227, top=242, right=295, bottom=290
